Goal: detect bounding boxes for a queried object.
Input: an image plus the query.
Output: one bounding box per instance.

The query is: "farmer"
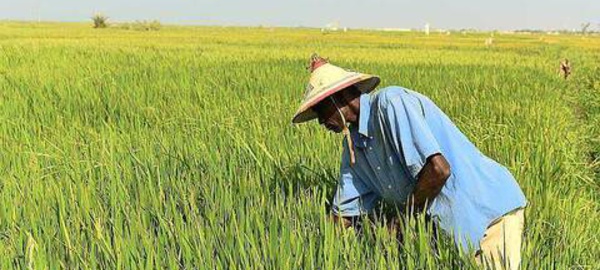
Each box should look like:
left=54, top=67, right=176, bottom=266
left=291, top=54, right=527, bottom=269
left=560, top=58, right=571, bottom=79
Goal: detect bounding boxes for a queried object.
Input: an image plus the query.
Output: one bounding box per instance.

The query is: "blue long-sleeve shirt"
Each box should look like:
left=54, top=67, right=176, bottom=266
left=332, top=86, right=527, bottom=251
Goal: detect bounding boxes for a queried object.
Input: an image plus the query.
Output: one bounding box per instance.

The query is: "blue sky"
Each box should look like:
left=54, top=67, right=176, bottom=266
left=2, top=0, right=599, bottom=31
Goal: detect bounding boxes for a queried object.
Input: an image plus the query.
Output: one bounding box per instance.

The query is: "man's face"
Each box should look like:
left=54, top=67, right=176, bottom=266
left=312, top=95, right=345, bottom=133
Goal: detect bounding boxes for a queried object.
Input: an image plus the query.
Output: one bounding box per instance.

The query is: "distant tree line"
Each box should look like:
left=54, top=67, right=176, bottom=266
left=91, top=13, right=161, bottom=31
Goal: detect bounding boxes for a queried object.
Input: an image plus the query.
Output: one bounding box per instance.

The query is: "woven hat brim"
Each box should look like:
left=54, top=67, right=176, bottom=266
left=292, top=75, right=380, bottom=124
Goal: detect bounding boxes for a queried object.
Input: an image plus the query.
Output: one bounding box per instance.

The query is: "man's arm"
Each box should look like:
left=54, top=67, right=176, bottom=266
left=380, top=91, right=450, bottom=214
left=409, top=153, right=451, bottom=213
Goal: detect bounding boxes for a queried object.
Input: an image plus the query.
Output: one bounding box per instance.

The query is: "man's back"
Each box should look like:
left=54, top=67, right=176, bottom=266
left=335, top=86, right=527, bottom=250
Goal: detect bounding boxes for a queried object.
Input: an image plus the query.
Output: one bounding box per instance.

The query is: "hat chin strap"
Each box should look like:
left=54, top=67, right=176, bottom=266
left=330, top=97, right=356, bottom=166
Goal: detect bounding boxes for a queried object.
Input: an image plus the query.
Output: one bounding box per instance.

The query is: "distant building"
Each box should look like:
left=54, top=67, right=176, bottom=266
left=378, top=28, right=412, bottom=32
left=321, top=21, right=340, bottom=32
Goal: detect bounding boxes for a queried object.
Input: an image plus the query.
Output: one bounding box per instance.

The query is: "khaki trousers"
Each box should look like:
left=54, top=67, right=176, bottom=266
left=475, top=208, right=525, bottom=270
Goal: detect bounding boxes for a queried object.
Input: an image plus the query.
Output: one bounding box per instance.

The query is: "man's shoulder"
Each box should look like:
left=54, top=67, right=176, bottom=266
left=371, top=86, right=412, bottom=106
left=371, top=86, right=436, bottom=118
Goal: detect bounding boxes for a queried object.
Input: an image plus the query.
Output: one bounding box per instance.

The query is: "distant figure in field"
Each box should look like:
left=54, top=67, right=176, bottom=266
left=292, top=54, right=527, bottom=269
left=560, top=59, right=571, bottom=79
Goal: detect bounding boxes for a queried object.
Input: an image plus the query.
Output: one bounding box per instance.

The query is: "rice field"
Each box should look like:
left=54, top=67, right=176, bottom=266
left=0, top=21, right=599, bottom=269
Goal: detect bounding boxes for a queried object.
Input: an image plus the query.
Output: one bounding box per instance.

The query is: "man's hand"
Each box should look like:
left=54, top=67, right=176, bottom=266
left=331, top=214, right=355, bottom=229
left=409, top=153, right=451, bottom=213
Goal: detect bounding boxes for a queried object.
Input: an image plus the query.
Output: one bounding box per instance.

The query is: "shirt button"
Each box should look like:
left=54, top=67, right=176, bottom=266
left=377, top=166, right=381, bottom=170
left=368, top=147, right=373, bottom=150
left=388, top=185, right=392, bottom=189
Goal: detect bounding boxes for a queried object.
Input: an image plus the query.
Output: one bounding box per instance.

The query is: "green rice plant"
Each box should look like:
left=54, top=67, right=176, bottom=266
left=0, top=21, right=598, bottom=269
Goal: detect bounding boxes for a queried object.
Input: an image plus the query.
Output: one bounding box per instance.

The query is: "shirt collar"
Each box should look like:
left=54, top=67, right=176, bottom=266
left=358, top=93, right=371, bottom=137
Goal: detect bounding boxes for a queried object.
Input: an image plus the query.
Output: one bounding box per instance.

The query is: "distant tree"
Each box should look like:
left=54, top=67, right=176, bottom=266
left=144, top=20, right=161, bottom=31
left=118, top=20, right=161, bottom=31
left=92, top=13, right=108, bottom=28
left=581, top=22, right=591, bottom=35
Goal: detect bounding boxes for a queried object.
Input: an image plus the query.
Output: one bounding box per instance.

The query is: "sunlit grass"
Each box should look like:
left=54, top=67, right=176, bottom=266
left=0, top=22, right=598, bottom=269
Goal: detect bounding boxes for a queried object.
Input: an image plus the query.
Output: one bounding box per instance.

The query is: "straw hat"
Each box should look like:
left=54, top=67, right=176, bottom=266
left=291, top=54, right=380, bottom=124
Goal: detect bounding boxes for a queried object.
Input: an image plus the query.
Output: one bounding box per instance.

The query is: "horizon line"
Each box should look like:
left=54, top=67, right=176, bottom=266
left=1, top=19, right=598, bottom=33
